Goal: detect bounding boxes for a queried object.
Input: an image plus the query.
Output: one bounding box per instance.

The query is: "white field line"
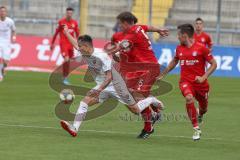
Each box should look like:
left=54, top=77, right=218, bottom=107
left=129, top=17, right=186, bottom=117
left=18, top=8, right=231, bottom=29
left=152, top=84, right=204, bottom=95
left=0, top=123, right=239, bottom=143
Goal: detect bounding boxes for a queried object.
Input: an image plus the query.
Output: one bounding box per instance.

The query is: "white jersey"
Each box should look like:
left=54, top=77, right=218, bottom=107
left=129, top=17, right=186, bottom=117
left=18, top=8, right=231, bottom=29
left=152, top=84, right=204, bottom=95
left=77, top=49, right=134, bottom=105
left=82, top=49, right=112, bottom=86
left=0, top=17, right=16, bottom=44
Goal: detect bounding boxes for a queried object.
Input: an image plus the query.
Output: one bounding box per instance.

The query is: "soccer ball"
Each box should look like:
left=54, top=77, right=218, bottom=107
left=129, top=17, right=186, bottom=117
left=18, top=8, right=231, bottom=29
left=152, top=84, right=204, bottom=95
left=59, top=89, right=75, bottom=103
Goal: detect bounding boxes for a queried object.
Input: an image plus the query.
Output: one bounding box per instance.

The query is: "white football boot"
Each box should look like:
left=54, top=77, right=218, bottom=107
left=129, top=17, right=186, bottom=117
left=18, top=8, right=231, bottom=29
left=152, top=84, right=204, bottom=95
left=192, top=128, right=202, bottom=141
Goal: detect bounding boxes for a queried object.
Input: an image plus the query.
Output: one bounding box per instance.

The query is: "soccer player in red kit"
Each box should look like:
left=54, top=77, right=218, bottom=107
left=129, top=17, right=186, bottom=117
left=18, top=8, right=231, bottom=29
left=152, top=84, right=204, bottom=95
left=110, top=12, right=168, bottom=138
left=159, top=24, right=217, bottom=140
left=194, top=18, right=213, bottom=51
left=51, top=7, right=79, bottom=84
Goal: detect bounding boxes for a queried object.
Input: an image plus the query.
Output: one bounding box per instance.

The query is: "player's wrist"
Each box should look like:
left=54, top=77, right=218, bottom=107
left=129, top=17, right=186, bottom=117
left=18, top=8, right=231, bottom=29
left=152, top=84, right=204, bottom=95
left=12, top=36, right=16, bottom=40
left=202, top=74, right=208, bottom=79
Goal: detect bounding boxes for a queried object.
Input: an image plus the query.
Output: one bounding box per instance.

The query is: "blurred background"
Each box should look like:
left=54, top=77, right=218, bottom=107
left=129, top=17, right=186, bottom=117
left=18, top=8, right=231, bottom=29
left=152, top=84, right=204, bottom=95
left=0, top=0, right=240, bottom=46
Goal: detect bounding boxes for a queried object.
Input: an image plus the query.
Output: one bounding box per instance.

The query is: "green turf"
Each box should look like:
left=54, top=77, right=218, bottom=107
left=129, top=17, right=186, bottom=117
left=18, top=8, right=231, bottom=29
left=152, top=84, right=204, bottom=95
left=0, top=71, right=239, bottom=160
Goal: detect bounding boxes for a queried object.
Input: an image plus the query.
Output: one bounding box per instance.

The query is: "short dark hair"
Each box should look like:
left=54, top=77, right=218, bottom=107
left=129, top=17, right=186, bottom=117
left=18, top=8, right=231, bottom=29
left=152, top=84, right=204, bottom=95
left=195, top=17, right=203, bottom=22
left=0, top=6, right=7, bottom=10
left=78, top=35, right=93, bottom=46
left=117, top=12, right=138, bottom=24
left=177, top=24, right=195, bottom=37
left=66, top=7, right=74, bottom=11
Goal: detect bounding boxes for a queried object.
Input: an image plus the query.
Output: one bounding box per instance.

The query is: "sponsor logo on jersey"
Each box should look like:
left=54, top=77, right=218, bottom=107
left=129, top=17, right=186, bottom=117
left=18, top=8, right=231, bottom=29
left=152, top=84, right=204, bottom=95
left=180, top=60, right=184, bottom=65
left=192, top=51, right=198, bottom=56
left=185, top=59, right=199, bottom=65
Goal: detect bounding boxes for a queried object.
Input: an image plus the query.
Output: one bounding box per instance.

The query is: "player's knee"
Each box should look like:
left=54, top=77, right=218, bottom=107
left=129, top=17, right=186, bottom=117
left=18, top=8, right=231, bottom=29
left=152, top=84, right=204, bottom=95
left=64, top=57, right=70, bottom=62
left=82, top=96, right=97, bottom=106
left=202, top=108, right=208, bottom=113
left=128, top=105, right=141, bottom=114
left=185, top=94, right=194, bottom=104
left=199, top=104, right=208, bottom=113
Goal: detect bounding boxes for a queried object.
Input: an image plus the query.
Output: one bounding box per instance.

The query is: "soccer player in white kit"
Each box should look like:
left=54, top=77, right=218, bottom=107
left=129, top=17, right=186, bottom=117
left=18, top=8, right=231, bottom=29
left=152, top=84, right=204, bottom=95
left=60, top=26, right=163, bottom=137
left=0, top=6, right=16, bottom=81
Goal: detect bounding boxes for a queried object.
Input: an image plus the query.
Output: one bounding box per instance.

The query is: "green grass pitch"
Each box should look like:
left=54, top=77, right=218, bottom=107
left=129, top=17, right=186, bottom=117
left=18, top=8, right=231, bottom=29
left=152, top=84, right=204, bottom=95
left=0, top=71, right=239, bottom=160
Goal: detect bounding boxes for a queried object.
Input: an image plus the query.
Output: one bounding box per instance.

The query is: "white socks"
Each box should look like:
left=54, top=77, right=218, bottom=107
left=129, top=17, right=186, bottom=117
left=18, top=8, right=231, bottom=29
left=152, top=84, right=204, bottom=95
left=73, top=101, right=88, bottom=131
left=137, top=97, right=160, bottom=113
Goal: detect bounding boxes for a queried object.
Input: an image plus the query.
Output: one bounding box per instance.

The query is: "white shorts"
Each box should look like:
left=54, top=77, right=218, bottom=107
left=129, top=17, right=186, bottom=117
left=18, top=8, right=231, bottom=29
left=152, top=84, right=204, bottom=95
left=0, top=43, right=11, bottom=61
left=94, top=84, right=130, bottom=105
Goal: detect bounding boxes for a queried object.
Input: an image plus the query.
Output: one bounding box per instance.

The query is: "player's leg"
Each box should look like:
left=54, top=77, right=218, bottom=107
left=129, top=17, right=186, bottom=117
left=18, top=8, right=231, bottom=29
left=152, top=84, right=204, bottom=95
left=180, top=82, right=201, bottom=140
left=0, top=44, right=11, bottom=81
left=0, top=47, right=3, bottom=81
left=112, top=73, right=163, bottom=115
left=128, top=68, right=163, bottom=138
left=72, top=95, right=99, bottom=130
left=61, top=94, right=99, bottom=137
left=62, top=56, right=70, bottom=84
left=127, top=95, right=163, bottom=114
left=124, top=69, right=163, bottom=114
left=195, top=89, right=209, bottom=124
left=61, top=46, right=73, bottom=85
left=111, top=66, right=163, bottom=138
left=61, top=83, right=115, bottom=137
left=125, top=88, right=163, bottom=138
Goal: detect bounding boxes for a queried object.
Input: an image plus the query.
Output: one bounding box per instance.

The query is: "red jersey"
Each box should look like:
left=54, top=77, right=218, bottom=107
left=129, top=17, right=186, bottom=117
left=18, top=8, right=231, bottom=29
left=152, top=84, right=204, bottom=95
left=112, top=25, right=158, bottom=64
left=193, top=32, right=213, bottom=49
left=111, top=25, right=160, bottom=93
left=175, top=42, right=213, bottom=85
left=52, top=17, right=79, bottom=47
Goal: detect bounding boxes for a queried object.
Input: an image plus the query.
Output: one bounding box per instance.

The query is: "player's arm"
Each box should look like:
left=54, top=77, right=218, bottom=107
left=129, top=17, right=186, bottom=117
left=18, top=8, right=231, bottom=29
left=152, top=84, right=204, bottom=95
left=87, top=70, right=112, bottom=97
left=105, top=40, right=132, bottom=56
left=50, top=26, right=60, bottom=50
left=11, top=20, right=17, bottom=43
left=63, top=25, right=79, bottom=50
left=112, top=52, right=120, bottom=62
left=158, top=57, right=179, bottom=80
left=11, top=30, right=16, bottom=43
left=207, top=36, right=213, bottom=52
left=195, top=47, right=217, bottom=83
left=147, top=26, right=169, bottom=37
left=98, top=70, right=112, bottom=91
left=195, top=58, right=217, bottom=83
left=75, top=22, right=80, bottom=38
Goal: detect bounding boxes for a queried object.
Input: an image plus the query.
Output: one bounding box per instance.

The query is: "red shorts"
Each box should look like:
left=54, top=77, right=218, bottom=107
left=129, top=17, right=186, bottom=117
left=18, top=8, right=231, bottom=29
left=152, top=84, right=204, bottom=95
left=124, top=66, right=160, bottom=97
left=179, top=81, right=209, bottom=107
left=60, top=44, right=74, bottom=58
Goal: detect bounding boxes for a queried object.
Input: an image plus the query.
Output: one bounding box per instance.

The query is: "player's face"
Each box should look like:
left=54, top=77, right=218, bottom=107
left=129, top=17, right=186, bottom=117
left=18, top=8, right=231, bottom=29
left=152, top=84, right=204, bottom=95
left=78, top=43, right=91, bottom=55
left=195, top=20, right=203, bottom=32
left=118, top=20, right=130, bottom=32
left=66, top=10, right=73, bottom=19
left=177, top=31, right=187, bottom=45
left=0, top=8, right=7, bottom=19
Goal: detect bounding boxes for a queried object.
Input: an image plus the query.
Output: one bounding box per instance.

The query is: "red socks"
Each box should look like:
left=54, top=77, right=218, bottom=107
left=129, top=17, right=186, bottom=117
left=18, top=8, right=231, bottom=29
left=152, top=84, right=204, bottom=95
left=63, top=61, right=70, bottom=78
left=199, top=101, right=208, bottom=116
left=186, top=103, right=198, bottom=128
left=141, top=107, right=152, bottom=132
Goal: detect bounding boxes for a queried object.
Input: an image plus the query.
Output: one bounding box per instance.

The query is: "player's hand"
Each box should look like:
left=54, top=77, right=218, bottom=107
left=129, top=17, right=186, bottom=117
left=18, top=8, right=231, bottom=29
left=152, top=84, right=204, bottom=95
left=112, top=52, right=120, bottom=62
left=63, top=24, right=68, bottom=33
left=104, top=42, right=119, bottom=55
left=156, top=73, right=165, bottom=80
left=87, top=89, right=101, bottom=98
left=195, top=76, right=206, bottom=83
left=12, top=36, right=16, bottom=43
left=157, top=29, right=169, bottom=37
